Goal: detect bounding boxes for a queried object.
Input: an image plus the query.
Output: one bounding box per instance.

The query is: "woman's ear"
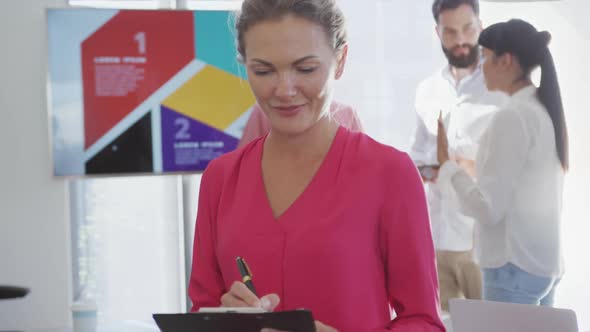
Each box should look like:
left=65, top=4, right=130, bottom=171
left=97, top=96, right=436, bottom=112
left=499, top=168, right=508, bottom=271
left=507, top=53, right=521, bottom=71
left=335, top=44, right=348, bottom=79
left=497, top=53, right=512, bottom=69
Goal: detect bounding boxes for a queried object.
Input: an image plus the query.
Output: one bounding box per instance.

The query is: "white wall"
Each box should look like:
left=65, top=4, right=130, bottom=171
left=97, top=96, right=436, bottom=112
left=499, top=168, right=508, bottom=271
left=0, top=0, right=71, bottom=330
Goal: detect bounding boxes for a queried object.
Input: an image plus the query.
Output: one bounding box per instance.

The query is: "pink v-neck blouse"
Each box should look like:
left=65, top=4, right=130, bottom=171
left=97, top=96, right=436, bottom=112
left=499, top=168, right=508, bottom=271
left=189, top=127, right=445, bottom=332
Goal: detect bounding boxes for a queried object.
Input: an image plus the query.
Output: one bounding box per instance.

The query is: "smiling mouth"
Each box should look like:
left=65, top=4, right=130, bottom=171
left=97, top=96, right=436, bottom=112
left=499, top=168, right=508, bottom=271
left=273, top=105, right=304, bottom=111
left=271, top=104, right=305, bottom=117
left=274, top=104, right=306, bottom=112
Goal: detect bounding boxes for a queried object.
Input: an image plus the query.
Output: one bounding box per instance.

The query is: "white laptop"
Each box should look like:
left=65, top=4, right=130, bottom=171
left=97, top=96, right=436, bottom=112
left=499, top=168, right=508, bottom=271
left=449, top=298, right=579, bottom=332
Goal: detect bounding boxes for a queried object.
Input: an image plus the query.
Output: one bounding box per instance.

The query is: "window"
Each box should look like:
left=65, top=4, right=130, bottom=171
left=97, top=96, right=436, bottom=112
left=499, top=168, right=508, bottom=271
left=180, top=1, right=242, bottom=10
left=68, top=0, right=171, bottom=9
left=70, top=176, right=190, bottom=323
left=68, top=0, right=243, bottom=10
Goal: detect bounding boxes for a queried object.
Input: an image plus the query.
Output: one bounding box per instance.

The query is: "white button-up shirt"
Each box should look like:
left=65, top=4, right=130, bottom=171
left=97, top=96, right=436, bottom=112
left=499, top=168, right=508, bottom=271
left=409, top=61, right=507, bottom=251
left=438, top=85, right=565, bottom=277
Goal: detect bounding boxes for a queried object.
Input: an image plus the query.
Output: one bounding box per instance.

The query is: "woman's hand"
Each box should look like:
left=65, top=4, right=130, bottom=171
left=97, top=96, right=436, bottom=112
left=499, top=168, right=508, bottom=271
left=221, top=281, right=280, bottom=311
left=455, top=155, right=476, bottom=177
left=437, top=111, right=450, bottom=165
left=260, top=320, right=338, bottom=332
left=313, top=321, right=338, bottom=332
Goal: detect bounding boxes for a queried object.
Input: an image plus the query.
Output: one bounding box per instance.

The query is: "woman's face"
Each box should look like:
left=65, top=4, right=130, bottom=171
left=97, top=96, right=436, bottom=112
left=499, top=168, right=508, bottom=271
left=243, top=14, right=346, bottom=136
left=482, top=47, right=500, bottom=91
left=482, top=47, right=520, bottom=92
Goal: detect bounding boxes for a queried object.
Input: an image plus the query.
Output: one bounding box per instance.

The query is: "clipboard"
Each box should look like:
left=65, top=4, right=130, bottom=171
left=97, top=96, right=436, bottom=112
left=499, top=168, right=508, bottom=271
left=153, top=309, right=316, bottom=332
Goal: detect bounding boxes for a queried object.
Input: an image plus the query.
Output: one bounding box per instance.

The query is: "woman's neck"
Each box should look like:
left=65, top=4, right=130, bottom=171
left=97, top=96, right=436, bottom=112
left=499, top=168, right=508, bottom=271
left=264, top=116, right=339, bottom=162
left=502, top=78, right=532, bottom=96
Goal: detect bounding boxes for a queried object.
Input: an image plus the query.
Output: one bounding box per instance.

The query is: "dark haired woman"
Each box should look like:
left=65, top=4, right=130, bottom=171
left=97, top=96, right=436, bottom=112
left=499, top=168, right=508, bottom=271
left=437, top=19, right=568, bottom=306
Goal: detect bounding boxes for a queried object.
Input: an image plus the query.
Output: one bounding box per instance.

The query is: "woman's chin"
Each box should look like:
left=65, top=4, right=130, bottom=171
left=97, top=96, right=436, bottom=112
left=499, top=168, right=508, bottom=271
left=269, top=119, right=314, bottom=137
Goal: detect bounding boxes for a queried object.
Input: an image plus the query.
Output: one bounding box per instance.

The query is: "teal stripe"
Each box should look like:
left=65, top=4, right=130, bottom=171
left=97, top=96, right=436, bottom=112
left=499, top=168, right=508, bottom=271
left=72, top=311, right=97, bottom=318
left=194, top=11, right=247, bottom=80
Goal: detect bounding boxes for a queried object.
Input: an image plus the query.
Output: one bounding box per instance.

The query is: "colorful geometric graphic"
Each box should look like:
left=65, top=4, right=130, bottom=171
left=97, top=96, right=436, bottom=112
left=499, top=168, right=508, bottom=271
left=194, top=11, right=247, bottom=79
left=161, top=106, right=239, bottom=172
left=81, top=10, right=195, bottom=149
left=160, top=64, right=255, bottom=172
left=85, top=112, right=153, bottom=174
left=49, top=9, right=255, bottom=176
left=161, top=65, right=255, bottom=131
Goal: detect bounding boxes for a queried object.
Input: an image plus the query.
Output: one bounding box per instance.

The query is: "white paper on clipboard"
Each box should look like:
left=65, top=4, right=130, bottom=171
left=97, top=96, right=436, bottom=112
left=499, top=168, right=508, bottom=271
left=198, top=307, right=266, bottom=313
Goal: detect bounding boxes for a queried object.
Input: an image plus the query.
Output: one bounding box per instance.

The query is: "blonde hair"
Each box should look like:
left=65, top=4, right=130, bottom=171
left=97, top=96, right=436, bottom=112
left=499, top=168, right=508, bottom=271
left=235, top=0, right=347, bottom=61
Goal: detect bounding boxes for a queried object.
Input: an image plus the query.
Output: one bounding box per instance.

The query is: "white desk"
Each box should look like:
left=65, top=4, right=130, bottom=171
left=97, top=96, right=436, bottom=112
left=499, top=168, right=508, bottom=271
left=28, top=320, right=159, bottom=332
left=441, top=311, right=453, bottom=332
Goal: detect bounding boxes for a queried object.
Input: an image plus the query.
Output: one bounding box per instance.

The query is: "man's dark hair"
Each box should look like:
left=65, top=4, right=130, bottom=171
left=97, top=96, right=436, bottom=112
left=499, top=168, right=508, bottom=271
left=432, top=0, right=479, bottom=23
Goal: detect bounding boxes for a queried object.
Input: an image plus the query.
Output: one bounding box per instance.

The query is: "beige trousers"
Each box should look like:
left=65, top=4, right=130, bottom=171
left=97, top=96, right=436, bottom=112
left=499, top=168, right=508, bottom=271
left=436, top=250, right=482, bottom=311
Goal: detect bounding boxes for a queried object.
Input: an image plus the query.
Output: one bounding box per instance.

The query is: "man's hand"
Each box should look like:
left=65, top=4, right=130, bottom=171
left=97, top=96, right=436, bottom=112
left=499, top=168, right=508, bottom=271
left=418, top=166, right=440, bottom=183
left=437, top=111, right=450, bottom=165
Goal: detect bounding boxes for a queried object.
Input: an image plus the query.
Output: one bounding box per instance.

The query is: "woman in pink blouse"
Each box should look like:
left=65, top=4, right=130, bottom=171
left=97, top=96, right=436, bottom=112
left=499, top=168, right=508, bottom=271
left=188, top=0, right=444, bottom=331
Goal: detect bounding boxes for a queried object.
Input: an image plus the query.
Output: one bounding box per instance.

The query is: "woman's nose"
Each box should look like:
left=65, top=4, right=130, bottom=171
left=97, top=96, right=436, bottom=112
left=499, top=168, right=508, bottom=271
left=274, top=72, right=297, bottom=99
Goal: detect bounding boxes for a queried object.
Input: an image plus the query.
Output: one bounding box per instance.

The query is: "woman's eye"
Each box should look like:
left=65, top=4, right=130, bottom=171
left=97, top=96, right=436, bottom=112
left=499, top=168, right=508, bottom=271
left=298, top=67, right=317, bottom=74
left=253, top=69, right=272, bottom=76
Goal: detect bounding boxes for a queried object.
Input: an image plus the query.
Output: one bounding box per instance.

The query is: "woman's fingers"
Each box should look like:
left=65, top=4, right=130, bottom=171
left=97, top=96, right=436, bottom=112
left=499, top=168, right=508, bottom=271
left=221, top=281, right=261, bottom=307
left=260, top=293, right=281, bottom=311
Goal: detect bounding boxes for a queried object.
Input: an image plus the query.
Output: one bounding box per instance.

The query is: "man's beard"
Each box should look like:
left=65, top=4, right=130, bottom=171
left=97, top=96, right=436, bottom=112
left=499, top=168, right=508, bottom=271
left=442, top=43, right=480, bottom=68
